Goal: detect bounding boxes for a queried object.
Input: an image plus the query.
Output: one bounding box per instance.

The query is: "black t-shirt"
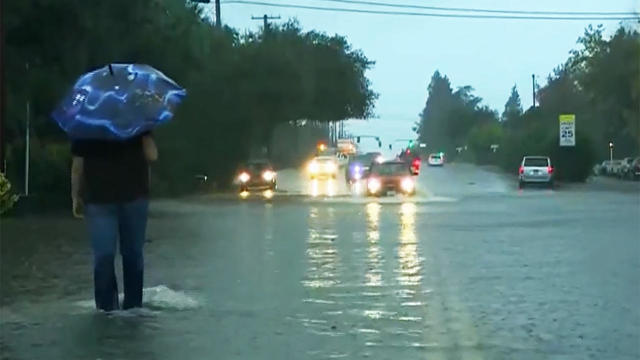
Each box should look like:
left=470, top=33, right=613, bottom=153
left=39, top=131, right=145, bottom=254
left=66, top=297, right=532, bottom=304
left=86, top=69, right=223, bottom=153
left=71, top=135, right=149, bottom=204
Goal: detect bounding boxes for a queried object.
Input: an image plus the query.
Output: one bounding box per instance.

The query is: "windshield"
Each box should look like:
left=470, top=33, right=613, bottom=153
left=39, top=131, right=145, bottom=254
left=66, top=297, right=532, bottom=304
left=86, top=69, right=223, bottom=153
left=524, top=158, right=549, bottom=167
left=247, top=162, right=269, bottom=172
left=4, top=2, right=639, bottom=360
left=371, top=163, right=409, bottom=175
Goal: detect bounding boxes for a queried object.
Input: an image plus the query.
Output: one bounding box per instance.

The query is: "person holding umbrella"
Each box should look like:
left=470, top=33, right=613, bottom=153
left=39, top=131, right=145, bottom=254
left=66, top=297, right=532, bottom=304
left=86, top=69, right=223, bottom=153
left=53, top=64, right=186, bottom=311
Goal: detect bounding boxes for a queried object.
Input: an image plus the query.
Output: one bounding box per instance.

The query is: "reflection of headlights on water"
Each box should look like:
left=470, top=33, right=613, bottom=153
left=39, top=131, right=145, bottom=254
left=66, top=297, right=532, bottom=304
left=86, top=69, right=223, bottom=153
left=308, top=161, right=319, bottom=174
left=401, top=177, right=414, bottom=193
left=263, top=189, right=274, bottom=199
left=262, top=170, right=276, bottom=181
left=238, top=172, right=250, bottom=183
left=239, top=190, right=250, bottom=198
left=368, top=178, right=381, bottom=193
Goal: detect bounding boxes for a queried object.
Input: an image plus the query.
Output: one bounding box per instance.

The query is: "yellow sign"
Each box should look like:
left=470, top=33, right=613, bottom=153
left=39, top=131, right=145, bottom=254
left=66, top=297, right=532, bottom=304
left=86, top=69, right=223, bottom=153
left=559, top=114, right=576, bottom=146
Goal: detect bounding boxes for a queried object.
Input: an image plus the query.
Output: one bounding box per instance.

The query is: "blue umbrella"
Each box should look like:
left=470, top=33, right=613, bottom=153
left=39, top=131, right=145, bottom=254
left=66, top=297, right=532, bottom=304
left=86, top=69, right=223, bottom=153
left=52, top=64, right=187, bottom=140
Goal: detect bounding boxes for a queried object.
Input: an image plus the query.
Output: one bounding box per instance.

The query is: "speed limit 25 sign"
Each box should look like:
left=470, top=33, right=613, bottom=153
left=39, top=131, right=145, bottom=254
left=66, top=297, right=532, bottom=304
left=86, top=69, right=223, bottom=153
left=559, top=114, right=576, bottom=147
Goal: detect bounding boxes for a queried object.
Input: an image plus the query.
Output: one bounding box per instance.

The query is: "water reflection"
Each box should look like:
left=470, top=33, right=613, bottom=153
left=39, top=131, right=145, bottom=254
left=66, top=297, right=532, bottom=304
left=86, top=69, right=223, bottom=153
left=302, top=207, right=340, bottom=288
left=397, top=203, right=421, bottom=286
left=309, top=179, right=336, bottom=197
left=365, top=202, right=383, bottom=287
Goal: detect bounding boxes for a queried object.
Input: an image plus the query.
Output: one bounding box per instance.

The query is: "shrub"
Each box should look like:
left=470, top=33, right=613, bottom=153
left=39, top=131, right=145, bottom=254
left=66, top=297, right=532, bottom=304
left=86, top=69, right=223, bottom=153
left=0, top=172, right=19, bottom=215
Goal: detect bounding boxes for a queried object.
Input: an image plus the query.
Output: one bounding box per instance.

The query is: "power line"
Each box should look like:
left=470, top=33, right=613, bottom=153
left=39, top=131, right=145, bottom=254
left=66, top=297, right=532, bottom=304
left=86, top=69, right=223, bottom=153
left=309, top=0, right=639, bottom=17
left=221, top=1, right=640, bottom=20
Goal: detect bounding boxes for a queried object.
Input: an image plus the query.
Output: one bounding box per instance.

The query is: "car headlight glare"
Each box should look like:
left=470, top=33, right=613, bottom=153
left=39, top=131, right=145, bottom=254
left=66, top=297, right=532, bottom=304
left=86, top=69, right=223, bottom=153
left=401, top=177, right=414, bottom=193
left=239, top=172, right=250, bottom=183
left=368, top=178, right=381, bottom=193
left=308, top=162, right=319, bottom=174
left=262, top=170, right=276, bottom=181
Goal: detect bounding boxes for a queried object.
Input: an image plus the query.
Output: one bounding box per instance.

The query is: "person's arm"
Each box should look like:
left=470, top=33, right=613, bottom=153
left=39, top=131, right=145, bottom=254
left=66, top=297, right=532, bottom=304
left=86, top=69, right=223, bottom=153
left=142, top=135, right=158, bottom=162
left=71, top=156, right=84, bottom=218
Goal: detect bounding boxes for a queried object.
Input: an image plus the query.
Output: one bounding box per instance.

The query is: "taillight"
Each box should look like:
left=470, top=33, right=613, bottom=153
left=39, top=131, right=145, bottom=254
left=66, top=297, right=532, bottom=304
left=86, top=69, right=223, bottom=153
left=547, top=166, right=554, bottom=174
left=518, top=166, right=524, bottom=174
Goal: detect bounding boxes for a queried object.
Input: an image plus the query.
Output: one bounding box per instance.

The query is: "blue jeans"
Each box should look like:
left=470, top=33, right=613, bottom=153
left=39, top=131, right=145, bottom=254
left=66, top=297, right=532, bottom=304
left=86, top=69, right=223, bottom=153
left=86, top=198, right=148, bottom=311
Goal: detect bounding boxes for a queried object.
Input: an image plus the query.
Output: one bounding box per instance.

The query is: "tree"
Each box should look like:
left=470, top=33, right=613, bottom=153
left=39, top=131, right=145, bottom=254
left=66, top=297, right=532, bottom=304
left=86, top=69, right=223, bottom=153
left=3, top=1, right=378, bottom=201
left=501, top=85, right=523, bottom=123
left=416, top=71, right=454, bottom=151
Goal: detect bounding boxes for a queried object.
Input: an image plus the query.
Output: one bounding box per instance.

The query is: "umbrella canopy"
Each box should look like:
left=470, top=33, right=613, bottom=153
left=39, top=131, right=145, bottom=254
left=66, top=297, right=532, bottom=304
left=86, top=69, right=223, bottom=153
left=52, top=64, right=187, bottom=140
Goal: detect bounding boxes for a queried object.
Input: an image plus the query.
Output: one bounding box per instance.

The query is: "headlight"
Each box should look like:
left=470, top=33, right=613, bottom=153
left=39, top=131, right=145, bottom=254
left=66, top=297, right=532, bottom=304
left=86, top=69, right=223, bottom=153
left=401, top=177, right=414, bottom=193
left=239, top=172, right=250, bottom=183
left=368, top=178, right=381, bottom=193
left=375, top=155, right=384, bottom=164
left=352, top=165, right=362, bottom=179
left=308, top=161, right=319, bottom=174
left=262, top=170, right=276, bottom=181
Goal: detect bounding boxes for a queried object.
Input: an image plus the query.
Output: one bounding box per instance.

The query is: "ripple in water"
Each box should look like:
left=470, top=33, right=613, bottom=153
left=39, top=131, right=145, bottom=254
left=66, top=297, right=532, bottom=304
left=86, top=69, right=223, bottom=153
left=73, top=285, right=200, bottom=312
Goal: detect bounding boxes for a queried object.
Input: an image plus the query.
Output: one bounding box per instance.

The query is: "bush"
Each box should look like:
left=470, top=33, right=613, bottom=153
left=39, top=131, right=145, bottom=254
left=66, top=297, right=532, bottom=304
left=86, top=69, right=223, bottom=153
left=0, top=172, right=19, bottom=215
left=6, top=141, right=71, bottom=211
left=546, top=132, right=595, bottom=182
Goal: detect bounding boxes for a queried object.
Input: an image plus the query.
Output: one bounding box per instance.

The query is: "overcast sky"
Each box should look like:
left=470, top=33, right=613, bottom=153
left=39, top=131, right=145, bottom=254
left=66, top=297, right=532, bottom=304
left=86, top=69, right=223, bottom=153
left=213, top=0, right=637, bottom=154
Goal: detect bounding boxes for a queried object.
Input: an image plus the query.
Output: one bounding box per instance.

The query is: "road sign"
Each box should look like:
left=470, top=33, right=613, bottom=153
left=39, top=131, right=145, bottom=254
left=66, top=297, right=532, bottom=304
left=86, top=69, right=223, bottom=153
left=559, top=114, right=576, bottom=147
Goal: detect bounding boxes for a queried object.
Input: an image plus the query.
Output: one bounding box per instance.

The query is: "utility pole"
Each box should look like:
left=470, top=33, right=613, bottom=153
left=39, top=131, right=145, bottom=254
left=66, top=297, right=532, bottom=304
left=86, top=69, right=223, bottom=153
left=0, top=0, right=5, bottom=173
left=251, top=14, right=281, bottom=33
left=531, top=74, right=536, bottom=108
left=25, top=63, right=30, bottom=196
left=215, top=0, right=221, bottom=27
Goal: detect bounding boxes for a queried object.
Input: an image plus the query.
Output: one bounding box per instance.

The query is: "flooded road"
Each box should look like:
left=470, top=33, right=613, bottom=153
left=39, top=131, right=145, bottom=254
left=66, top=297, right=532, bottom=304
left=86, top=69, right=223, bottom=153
left=2, top=164, right=639, bottom=359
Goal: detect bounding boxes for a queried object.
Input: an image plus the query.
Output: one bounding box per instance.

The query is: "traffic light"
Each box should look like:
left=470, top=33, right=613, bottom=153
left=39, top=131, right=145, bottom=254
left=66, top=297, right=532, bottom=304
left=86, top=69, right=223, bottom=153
left=378, top=141, right=382, bottom=148
left=356, top=137, right=361, bottom=143
left=409, top=140, right=414, bottom=147
left=388, top=144, right=392, bottom=150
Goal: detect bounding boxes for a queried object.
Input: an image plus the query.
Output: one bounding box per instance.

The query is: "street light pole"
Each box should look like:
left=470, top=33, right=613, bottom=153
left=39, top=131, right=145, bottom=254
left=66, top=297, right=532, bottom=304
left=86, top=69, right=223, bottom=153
left=25, top=63, right=30, bottom=196
left=609, top=141, right=614, bottom=161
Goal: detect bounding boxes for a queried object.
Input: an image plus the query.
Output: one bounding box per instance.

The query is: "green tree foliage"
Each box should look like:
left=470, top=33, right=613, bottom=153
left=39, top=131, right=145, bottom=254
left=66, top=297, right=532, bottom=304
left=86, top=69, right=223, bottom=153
left=4, top=1, right=377, bottom=201
left=501, top=85, right=523, bottom=124
left=0, top=172, right=19, bottom=215
left=416, top=71, right=499, bottom=157
left=416, top=25, right=638, bottom=182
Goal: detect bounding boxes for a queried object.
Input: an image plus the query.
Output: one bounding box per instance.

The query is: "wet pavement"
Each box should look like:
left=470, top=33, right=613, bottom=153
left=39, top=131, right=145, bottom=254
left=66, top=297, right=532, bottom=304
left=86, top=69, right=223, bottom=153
left=1, top=163, right=639, bottom=359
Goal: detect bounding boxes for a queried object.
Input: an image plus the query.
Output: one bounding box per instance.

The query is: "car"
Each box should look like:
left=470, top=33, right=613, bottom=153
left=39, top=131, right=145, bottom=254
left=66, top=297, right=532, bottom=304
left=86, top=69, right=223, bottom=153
left=624, top=157, right=640, bottom=180
left=618, top=157, right=635, bottom=179
left=593, top=161, right=608, bottom=176
left=308, top=156, right=339, bottom=180
left=427, top=153, right=444, bottom=166
left=518, top=156, right=554, bottom=188
left=607, top=160, right=624, bottom=176
left=346, top=152, right=383, bottom=183
left=366, top=161, right=416, bottom=196
left=409, top=156, right=421, bottom=175
left=236, top=160, right=277, bottom=192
